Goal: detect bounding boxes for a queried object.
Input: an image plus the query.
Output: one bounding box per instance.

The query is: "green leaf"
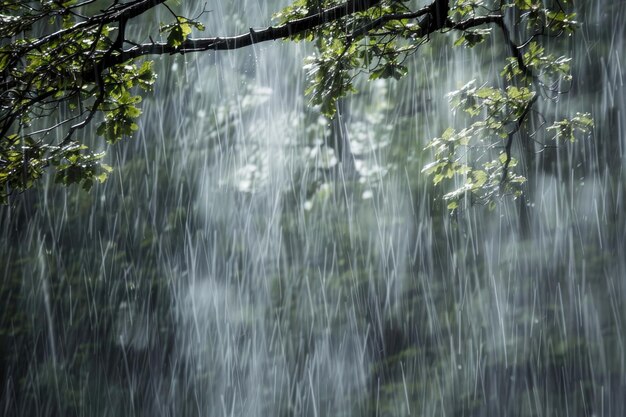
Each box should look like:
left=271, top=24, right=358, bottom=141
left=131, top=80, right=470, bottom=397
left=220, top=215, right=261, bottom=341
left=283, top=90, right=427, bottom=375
left=454, top=29, right=491, bottom=47
left=162, top=17, right=194, bottom=48
left=472, top=170, right=487, bottom=188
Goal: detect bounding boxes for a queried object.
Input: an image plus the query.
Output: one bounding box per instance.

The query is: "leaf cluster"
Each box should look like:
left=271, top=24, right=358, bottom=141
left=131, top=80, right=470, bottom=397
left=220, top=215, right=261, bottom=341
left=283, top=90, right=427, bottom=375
left=0, top=1, right=182, bottom=202
left=420, top=0, right=592, bottom=211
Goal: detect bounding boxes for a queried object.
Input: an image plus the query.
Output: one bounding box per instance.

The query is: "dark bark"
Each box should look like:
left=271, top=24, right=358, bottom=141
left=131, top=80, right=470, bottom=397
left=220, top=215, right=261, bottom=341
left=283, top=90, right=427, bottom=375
left=108, top=0, right=384, bottom=66
left=101, top=0, right=479, bottom=71
left=418, top=0, right=449, bottom=33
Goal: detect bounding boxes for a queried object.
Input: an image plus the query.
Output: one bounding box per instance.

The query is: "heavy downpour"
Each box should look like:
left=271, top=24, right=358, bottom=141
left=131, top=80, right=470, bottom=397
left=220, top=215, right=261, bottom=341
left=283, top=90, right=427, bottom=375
left=0, top=0, right=624, bottom=416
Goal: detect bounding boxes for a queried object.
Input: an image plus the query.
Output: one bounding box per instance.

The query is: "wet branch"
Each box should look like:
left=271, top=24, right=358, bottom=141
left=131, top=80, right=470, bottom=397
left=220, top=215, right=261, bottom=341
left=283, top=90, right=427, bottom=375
left=446, top=14, right=533, bottom=78
left=101, top=0, right=504, bottom=71
left=23, top=0, right=168, bottom=53
left=347, top=0, right=449, bottom=41
left=103, top=0, right=384, bottom=69
left=493, top=19, right=532, bottom=78
left=501, top=95, right=538, bottom=187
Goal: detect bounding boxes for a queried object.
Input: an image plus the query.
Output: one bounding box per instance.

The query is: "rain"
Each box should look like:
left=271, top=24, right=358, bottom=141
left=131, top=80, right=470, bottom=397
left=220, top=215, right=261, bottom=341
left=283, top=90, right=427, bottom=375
left=1, top=1, right=625, bottom=416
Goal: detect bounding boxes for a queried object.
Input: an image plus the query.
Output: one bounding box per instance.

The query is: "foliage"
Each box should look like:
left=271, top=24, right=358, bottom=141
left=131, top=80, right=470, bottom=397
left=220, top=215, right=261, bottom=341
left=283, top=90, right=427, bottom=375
left=276, top=0, right=592, bottom=209
left=419, top=0, right=593, bottom=210
left=0, top=0, right=591, bottom=208
left=0, top=0, right=166, bottom=202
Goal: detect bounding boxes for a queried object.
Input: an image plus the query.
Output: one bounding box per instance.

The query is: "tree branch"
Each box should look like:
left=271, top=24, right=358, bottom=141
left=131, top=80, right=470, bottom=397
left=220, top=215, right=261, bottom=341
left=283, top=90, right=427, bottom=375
left=501, top=94, right=538, bottom=187
left=101, top=0, right=384, bottom=68
left=104, top=0, right=504, bottom=71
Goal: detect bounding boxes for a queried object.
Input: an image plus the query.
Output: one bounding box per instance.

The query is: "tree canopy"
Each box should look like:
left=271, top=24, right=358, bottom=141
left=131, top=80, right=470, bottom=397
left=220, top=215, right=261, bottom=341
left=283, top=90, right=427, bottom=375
left=0, top=0, right=592, bottom=205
